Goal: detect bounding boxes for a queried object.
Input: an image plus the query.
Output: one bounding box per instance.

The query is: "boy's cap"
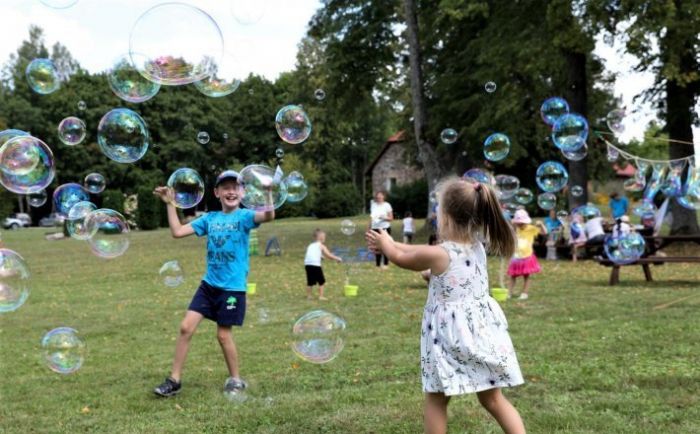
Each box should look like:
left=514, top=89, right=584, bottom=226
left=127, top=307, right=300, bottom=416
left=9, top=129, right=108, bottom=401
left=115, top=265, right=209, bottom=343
left=215, top=170, right=241, bottom=187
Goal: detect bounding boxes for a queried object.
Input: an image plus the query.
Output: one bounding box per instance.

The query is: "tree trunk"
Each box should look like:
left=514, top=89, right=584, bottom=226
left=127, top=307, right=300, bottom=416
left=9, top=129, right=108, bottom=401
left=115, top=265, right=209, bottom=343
left=564, top=51, right=589, bottom=210
left=403, top=0, right=444, bottom=217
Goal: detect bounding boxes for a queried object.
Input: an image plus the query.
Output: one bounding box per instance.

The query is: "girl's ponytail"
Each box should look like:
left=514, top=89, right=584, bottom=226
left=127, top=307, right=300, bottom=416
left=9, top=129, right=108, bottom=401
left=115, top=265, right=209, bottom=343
left=474, top=183, right=516, bottom=258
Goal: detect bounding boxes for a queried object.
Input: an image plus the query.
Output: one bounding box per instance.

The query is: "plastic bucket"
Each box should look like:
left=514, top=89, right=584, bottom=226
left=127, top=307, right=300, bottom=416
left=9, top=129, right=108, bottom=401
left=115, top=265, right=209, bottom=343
left=344, top=285, right=358, bottom=297
left=491, top=287, right=508, bottom=302
left=247, top=283, right=257, bottom=295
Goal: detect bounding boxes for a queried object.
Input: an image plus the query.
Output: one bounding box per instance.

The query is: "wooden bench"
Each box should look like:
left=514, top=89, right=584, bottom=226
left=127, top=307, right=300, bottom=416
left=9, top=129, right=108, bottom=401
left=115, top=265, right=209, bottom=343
left=595, top=257, right=700, bottom=286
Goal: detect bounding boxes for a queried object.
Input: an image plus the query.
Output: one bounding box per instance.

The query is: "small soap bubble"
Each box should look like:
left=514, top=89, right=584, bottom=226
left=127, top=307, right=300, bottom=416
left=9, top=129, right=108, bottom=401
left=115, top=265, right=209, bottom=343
left=284, top=171, right=308, bottom=203
left=552, top=113, right=588, bottom=152
left=540, top=97, right=570, bottom=126
left=484, top=81, right=497, bottom=93
left=167, top=168, right=205, bottom=209
left=570, top=185, right=585, bottom=197
left=314, top=89, right=326, bottom=101
left=84, top=173, right=106, bottom=194
left=197, top=131, right=210, bottom=145
left=537, top=192, right=557, bottom=210
left=240, top=164, right=288, bottom=211
left=85, top=209, right=130, bottom=259
left=159, top=260, right=184, bottom=287
left=440, top=128, right=458, bottom=145
left=0, top=248, right=30, bottom=313
left=536, top=161, right=569, bottom=193
left=41, top=327, right=85, bottom=374
left=275, top=105, right=311, bottom=145
left=340, top=219, right=356, bottom=236
left=495, top=175, right=520, bottom=200
left=77, top=101, right=87, bottom=111
left=66, top=201, right=97, bottom=241
left=606, top=109, right=626, bottom=134
left=275, top=148, right=284, bottom=159
left=57, top=117, right=87, bottom=146
left=53, top=183, right=90, bottom=217
left=291, top=310, right=346, bottom=364
left=28, top=190, right=47, bottom=207
left=483, top=133, right=510, bottom=162
left=514, top=188, right=534, bottom=205
left=25, top=59, right=60, bottom=95
left=97, top=108, right=150, bottom=163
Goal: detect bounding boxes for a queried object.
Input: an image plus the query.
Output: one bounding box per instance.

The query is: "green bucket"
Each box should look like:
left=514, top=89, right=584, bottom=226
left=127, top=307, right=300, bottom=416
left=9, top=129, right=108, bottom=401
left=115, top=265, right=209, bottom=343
left=344, top=285, right=358, bottom=297
left=491, top=287, right=508, bottom=303
left=247, top=283, right=257, bottom=295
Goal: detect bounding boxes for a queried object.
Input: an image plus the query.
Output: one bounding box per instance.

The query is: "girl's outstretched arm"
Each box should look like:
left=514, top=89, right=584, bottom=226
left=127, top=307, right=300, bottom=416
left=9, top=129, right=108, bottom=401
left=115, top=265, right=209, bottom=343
left=366, top=230, right=449, bottom=273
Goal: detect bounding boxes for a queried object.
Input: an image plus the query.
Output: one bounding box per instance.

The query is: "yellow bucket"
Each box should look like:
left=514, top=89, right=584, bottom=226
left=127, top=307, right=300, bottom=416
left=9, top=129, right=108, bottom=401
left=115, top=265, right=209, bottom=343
left=247, top=283, right=257, bottom=295
left=344, top=285, right=358, bottom=297
left=491, top=287, right=508, bottom=303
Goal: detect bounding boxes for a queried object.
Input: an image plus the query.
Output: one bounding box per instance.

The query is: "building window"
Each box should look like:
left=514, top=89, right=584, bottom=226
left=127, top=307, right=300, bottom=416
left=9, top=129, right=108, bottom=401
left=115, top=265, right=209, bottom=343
left=386, top=177, right=397, bottom=192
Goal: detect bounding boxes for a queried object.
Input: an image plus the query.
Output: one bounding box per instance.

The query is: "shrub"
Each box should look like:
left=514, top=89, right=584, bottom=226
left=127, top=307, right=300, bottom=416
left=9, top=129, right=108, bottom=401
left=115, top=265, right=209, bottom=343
left=101, top=189, right=124, bottom=214
left=314, top=183, right=362, bottom=218
left=136, top=186, right=162, bottom=230
left=388, top=179, right=429, bottom=218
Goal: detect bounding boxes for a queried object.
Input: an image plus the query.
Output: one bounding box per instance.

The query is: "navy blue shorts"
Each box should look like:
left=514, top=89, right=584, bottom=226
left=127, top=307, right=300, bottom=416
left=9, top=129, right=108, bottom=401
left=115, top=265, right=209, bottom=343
left=188, top=280, right=247, bottom=326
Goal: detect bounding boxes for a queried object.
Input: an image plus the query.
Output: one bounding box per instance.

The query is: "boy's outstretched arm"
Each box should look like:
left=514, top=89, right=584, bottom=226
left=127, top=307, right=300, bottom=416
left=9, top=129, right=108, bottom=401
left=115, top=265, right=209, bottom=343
left=153, top=187, right=195, bottom=238
left=321, top=245, right=343, bottom=263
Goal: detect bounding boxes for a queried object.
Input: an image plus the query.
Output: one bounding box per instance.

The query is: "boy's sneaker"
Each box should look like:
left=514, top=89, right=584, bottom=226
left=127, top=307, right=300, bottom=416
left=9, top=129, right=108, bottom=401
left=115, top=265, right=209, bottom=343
left=154, top=377, right=181, bottom=397
left=223, top=377, right=247, bottom=393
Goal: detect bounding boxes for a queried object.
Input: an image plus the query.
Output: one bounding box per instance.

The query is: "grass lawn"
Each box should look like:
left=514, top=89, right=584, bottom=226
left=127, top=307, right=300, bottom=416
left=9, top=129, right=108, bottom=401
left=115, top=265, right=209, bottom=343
left=0, top=217, right=698, bottom=433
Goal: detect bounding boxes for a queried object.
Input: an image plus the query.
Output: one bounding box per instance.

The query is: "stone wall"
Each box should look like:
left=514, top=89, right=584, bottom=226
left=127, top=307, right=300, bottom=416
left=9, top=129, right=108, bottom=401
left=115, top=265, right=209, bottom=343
left=370, top=141, right=424, bottom=195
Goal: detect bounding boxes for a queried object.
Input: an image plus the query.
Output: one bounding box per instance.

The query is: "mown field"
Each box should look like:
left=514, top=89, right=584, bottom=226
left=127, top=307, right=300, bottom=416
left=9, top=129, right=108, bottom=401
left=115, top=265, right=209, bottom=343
left=0, top=217, right=698, bottom=433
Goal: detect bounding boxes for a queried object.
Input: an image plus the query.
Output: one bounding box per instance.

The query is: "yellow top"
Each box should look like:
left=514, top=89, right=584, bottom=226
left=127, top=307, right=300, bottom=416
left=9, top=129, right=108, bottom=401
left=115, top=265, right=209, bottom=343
left=514, top=224, right=540, bottom=259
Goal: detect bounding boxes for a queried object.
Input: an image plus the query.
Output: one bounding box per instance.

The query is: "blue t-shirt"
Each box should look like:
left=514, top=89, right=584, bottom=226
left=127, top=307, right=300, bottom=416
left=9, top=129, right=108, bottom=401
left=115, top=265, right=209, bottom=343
left=191, top=209, right=259, bottom=291
left=544, top=216, right=562, bottom=232
left=609, top=197, right=629, bottom=219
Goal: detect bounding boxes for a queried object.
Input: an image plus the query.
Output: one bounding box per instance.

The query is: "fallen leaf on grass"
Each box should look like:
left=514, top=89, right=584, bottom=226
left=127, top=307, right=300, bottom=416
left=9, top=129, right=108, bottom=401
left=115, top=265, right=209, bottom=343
left=291, top=362, right=300, bottom=369
left=80, top=406, right=90, bottom=414
left=175, top=404, right=183, bottom=411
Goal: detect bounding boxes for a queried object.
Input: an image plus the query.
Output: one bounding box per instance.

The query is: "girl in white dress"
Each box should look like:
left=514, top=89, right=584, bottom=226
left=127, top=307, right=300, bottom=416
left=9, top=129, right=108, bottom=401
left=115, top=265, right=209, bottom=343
left=366, top=178, right=525, bottom=434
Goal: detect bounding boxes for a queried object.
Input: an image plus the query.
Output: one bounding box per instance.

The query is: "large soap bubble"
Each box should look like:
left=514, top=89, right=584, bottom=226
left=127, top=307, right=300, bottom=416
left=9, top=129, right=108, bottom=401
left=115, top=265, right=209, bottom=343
left=462, top=168, right=495, bottom=186
left=0, top=129, right=29, bottom=147
left=483, top=133, right=510, bottom=162
left=85, top=209, right=130, bottom=259
left=66, top=201, right=97, bottom=241
left=552, top=113, right=588, bottom=152
left=291, top=310, right=346, bottom=364
left=284, top=171, right=308, bottom=203
left=97, top=108, right=150, bottom=163
left=275, top=105, right=311, bottom=145
left=340, top=219, right=356, bottom=236
left=536, top=161, right=569, bottom=193
left=537, top=192, right=557, bottom=210
left=514, top=188, right=534, bottom=205
left=41, top=327, right=85, bottom=374
left=84, top=173, right=106, bottom=194
left=604, top=233, right=645, bottom=265
left=540, top=97, right=569, bottom=126
left=240, top=165, right=288, bottom=211
left=53, top=183, right=90, bottom=216
left=129, top=3, right=223, bottom=85
left=561, top=143, right=587, bottom=161
left=0, top=136, right=55, bottom=194
left=107, top=54, right=161, bottom=103
left=572, top=203, right=601, bottom=219
left=0, top=249, right=30, bottom=313
left=495, top=175, right=519, bottom=200
left=159, top=260, right=184, bottom=288
left=193, top=53, right=241, bottom=98
left=25, top=59, right=60, bottom=95
left=606, top=109, right=626, bottom=134
left=57, top=117, right=86, bottom=146
left=167, top=168, right=205, bottom=209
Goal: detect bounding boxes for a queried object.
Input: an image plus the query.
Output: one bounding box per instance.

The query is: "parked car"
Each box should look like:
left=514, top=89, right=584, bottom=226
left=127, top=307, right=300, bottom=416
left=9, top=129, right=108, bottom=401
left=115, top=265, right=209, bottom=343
left=39, top=213, right=65, bottom=227
left=3, top=213, right=32, bottom=229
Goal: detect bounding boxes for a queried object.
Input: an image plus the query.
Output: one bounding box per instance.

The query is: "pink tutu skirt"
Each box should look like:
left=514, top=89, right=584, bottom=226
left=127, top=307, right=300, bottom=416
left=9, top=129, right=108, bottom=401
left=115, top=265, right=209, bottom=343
left=507, top=255, right=541, bottom=277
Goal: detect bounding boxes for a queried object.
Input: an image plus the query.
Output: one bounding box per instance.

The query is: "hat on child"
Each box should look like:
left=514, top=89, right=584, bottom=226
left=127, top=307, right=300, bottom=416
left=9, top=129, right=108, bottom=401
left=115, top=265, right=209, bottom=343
left=215, top=170, right=241, bottom=187
left=512, top=209, right=532, bottom=224
left=620, top=215, right=630, bottom=223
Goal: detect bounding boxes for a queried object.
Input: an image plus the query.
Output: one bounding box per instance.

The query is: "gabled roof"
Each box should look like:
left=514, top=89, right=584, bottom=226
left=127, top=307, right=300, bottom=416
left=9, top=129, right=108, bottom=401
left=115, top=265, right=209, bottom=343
left=365, top=131, right=406, bottom=176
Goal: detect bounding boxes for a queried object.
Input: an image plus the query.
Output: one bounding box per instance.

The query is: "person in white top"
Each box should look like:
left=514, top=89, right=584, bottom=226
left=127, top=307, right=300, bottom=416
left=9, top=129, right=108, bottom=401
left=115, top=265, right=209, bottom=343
left=402, top=211, right=415, bottom=244
left=304, top=229, right=342, bottom=300
left=369, top=191, right=393, bottom=269
left=584, top=216, right=606, bottom=245
left=612, top=215, right=632, bottom=238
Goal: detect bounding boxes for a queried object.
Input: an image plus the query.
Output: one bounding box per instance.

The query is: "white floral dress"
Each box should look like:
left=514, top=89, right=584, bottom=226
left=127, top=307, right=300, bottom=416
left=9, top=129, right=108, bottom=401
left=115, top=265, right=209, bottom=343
left=421, top=241, right=524, bottom=396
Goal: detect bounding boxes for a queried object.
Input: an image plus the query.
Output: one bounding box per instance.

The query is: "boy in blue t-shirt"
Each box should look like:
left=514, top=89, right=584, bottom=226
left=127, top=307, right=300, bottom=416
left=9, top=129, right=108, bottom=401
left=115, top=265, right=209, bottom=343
left=152, top=170, right=275, bottom=397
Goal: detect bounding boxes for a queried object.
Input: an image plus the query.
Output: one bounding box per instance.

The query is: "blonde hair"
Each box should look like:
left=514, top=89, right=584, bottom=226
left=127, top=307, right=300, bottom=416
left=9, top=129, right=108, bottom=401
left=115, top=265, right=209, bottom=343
left=436, top=178, right=515, bottom=257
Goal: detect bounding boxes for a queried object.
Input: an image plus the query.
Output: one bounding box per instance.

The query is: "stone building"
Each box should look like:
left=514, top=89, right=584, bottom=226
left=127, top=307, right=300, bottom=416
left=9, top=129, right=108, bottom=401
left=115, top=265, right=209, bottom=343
left=365, top=131, right=424, bottom=195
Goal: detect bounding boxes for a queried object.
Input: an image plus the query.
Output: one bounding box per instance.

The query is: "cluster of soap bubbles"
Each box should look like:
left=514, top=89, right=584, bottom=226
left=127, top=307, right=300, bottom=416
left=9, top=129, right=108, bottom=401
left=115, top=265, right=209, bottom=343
left=291, top=310, right=347, bottom=364
left=604, top=232, right=646, bottom=265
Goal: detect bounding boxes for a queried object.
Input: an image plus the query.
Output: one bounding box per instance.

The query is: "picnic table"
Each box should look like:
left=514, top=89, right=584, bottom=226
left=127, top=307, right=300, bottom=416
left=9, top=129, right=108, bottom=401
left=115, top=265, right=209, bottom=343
left=595, top=234, right=700, bottom=285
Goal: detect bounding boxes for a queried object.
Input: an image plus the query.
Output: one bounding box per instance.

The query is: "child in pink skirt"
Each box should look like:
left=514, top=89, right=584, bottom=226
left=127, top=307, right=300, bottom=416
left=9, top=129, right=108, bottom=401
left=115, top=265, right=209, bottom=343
left=508, top=209, right=547, bottom=300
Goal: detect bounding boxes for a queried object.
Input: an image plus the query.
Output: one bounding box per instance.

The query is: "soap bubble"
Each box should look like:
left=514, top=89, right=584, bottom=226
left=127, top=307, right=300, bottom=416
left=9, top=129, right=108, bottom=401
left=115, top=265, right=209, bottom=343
left=462, top=168, right=495, bottom=186
left=85, top=209, right=130, bottom=259
left=0, top=129, right=29, bottom=147
left=84, top=173, right=106, bottom=194
left=604, top=232, right=645, bottom=265
left=196, top=131, right=210, bottom=145
left=275, top=148, right=284, bottom=159
left=28, top=190, right=47, bottom=207
left=573, top=203, right=601, bottom=219
left=514, top=188, right=534, bottom=205
left=231, top=0, right=267, bottom=25
left=483, top=133, right=510, bottom=162
left=108, top=54, right=160, bottom=103
left=570, top=185, right=585, bottom=197
left=632, top=199, right=657, bottom=217
left=66, top=201, right=97, bottom=241
left=314, top=89, right=326, bottom=101
left=41, top=327, right=85, bottom=374
left=240, top=164, right=288, bottom=211
left=484, top=81, right=497, bottom=93
left=556, top=210, right=569, bottom=219
left=0, top=136, right=56, bottom=194
left=537, top=192, right=557, bottom=210
left=159, top=260, right=184, bottom=288
left=606, top=109, right=626, bottom=134
left=536, top=161, right=569, bottom=193
left=561, top=143, right=587, bottom=161
left=540, top=97, right=569, bottom=126
left=340, top=219, right=356, bottom=236
left=97, top=108, right=150, bottom=163
left=39, top=0, right=78, bottom=8
left=291, top=310, right=346, bottom=364
left=284, top=171, right=308, bottom=203
left=167, top=168, right=205, bottom=209
left=25, top=59, right=60, bottom=95
left=57, top=117, right=86, bottom=146
left=502, top=202, right=518, bottom=219
left=606, top=145, right=619, bottom=162
left=440, top=128, right=458, bottom=145
left=275, top=105, right=311, bottom=145
left=552, top=113, right=588, bottom=152
left=53, top=183, right=90, bottom=217
left=0, top=249, right=30, bottom=313
left=77, top=101, right=87, bottom=111
left=193, top=53, right=241, bottom=98
left=495, top=175, right=520, bottom=200
left=129, top=3, right=223, bottom=85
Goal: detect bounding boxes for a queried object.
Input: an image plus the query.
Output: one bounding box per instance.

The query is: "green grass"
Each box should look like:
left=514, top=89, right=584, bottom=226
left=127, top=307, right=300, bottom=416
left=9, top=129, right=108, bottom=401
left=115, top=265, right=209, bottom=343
left=1, top=217, right=699, bottom=433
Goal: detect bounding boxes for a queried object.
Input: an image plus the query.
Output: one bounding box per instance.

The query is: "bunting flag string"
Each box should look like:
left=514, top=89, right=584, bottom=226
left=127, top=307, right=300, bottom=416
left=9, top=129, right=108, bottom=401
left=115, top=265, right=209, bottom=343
left=594, top=131, right=696, bottom=167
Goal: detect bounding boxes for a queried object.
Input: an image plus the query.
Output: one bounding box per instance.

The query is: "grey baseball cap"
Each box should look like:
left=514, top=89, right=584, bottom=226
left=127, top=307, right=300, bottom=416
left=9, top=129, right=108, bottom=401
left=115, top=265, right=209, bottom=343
left=215, top=170, right=241, bottom=187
